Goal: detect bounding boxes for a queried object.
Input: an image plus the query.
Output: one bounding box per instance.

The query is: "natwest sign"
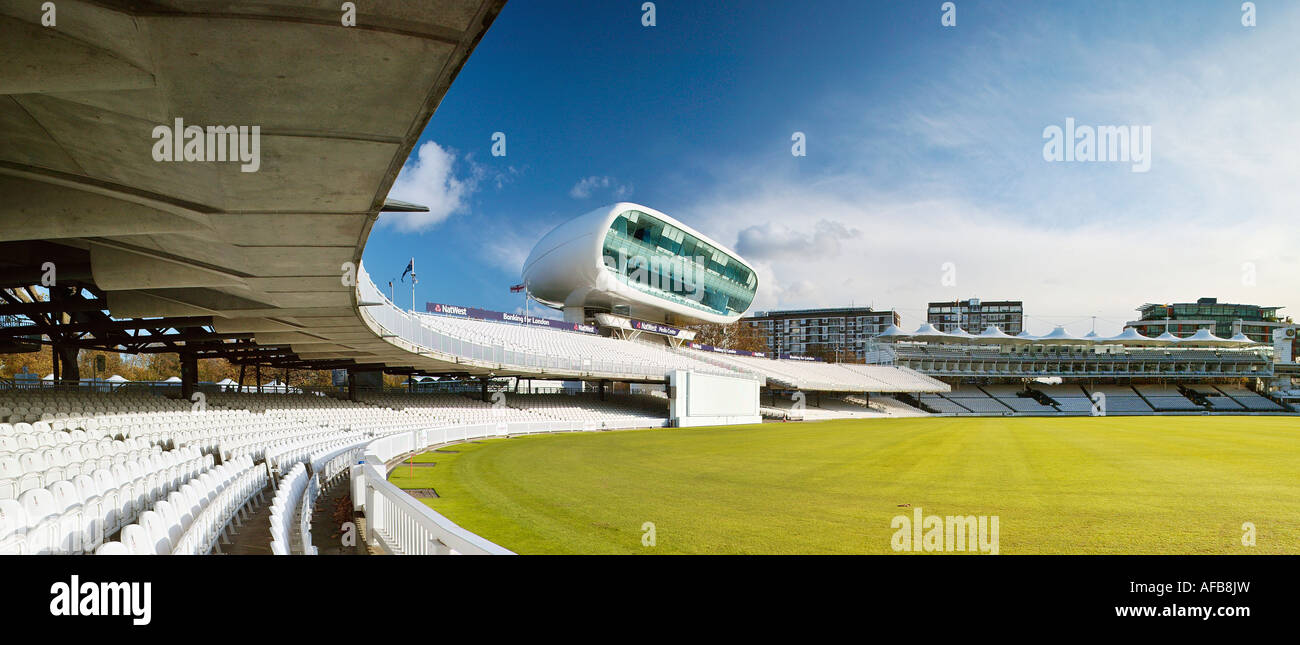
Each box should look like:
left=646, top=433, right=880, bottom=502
left=630, top=319, right=695, bottom=340
left=425, top=302, right=598, bottom=335
left=688, top=342, right=767, bottom=358
left=430, top=303, right=468, bottom=316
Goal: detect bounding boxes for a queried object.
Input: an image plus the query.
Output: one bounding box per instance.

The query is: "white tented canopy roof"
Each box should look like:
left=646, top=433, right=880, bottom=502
left=946, top=327, right=978, bottom=340
left=911, top=322, right=953, bottom=340
left=1226, top=332, right=1256, bottom=345
left=1183, top=328, right=1233, bottom=347
left=1154, top=331, right=1182, bottom=345
left=1103, top=327, right=1159, bottom=345
left=876, top=324, right=910, bottom=339
left=163, top=376, right=182, bottom=383
left=1035, top=326, right=1085, bottom=344
left=975, top=325, right=1023, bottom=343
left=104, top=374, right=128, bottom=383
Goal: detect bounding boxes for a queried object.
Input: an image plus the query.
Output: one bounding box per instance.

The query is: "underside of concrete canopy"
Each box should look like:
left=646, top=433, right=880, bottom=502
left=0, top=0, right=510, bottom=378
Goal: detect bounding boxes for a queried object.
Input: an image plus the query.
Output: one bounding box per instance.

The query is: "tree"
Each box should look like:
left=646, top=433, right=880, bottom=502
left=0, top=346, right=54, bottom=379
left=684, top=320, right=769, bottom=353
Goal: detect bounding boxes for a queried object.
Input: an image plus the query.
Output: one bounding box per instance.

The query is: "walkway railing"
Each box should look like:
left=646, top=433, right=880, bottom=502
left=356, top=424, right=513, bottom=555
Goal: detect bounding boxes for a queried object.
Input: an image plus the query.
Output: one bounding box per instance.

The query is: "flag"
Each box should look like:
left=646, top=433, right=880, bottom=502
left=510, top=283, right=526, bottom=293
left=400, top=258, right=414, bottom=282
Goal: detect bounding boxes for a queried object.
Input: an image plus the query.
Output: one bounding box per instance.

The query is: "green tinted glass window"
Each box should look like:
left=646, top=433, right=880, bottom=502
left=602, top=210, right=758, bottom=317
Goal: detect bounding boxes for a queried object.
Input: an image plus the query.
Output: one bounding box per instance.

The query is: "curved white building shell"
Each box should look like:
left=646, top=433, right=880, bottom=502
left=522, top=203, right=758, bottom=324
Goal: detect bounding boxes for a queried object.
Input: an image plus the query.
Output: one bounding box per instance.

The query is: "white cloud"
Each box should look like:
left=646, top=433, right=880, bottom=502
left=683, top=184, right=1298, bottom=336
left=735, top=220, right=861, bottom=261
left=381, top=141, right=475, bottom=232
left=482, top=228, right=542, bottom=275
left=672, top=10, right=1300, bottom=334
left=570, top=175, right=632, bottom=200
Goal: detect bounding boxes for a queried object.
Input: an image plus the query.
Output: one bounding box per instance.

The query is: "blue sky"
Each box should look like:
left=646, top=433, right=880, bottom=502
left=367, top=0, right=1299, bottom=335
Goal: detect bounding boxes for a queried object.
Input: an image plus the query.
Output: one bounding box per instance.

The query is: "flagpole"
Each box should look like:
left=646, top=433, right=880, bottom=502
left=410, top=257, right=416, bottom=313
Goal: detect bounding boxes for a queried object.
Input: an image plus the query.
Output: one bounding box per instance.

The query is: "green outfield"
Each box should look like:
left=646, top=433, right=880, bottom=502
left=387, top=416, right=1300, bottom=554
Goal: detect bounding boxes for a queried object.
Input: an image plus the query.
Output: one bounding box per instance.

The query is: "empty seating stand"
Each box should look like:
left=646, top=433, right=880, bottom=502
left=1133, top=385, right=1202, bottom=411
left=1215, top=386, right=1286, bottom=411
left=1084, top=386, right=1153, bottom=415
left=685, top=351, right=948, bottom=394
left=364, top=392, right=669, bottom=430
left=1034, top=385, right=1095, bottom=414
left=417, top=313, right=752, bottom=380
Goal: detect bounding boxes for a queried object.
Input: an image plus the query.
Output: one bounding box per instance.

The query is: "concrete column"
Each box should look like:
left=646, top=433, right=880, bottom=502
left=180, top=352, right=197, bottom=400
left=347, top=369, right=358, bottom=401
left=56, top=344, right=79, bottom=382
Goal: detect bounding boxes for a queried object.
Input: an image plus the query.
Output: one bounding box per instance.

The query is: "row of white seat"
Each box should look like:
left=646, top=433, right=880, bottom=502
left=264, top=432, right=368, bottom=474
left=297, top=474, right=320, bottom=555
left=0, top=446, right=164, bottom=500
left=217, top=426, right=339, bottom=464
left=169, top=459, right=267, bottom=555
left=363, top=393, right=671, bottom=428
left=0, top=432, right=156, bottom=456
left=97, top=457, right=265, bottom=555
left=267, top=431, right=376, bottom=555
left=416, top=313, right=748, bottom=380
left=0, top=398, right=191, bottom=424
left=269, top=463, right=310, bottom=555
left=3, top=442, right=199, bottom=506
left=1, top=421, right=114, bottom=438
left=170, top=419, right=317, bottom=454
left=0, top=447, right=210, bottom=553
